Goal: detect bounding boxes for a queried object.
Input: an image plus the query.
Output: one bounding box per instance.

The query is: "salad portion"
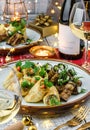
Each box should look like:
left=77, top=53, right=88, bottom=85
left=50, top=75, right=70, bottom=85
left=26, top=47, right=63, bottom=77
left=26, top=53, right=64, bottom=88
left=3, top=60, right=86, bottom=106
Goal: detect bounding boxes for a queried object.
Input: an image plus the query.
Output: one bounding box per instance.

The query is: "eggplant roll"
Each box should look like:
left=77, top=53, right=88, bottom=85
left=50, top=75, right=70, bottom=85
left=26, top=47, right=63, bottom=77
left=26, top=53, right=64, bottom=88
left=43, top=86, right=60, bottom=105
left=24, top=78, right=48, bottom=102
left=60, top=82, right=75, bottom=101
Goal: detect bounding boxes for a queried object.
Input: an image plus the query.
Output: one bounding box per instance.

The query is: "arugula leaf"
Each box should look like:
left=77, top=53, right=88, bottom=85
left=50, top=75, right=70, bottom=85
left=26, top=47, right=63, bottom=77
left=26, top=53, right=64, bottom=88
left=72, top=76, right=83, bottom=83
left=26, top=39, right=33, bottom=44
left=68, top=68, right=77, bottom=76
left=16, top=61, right=22, bottom=67
left=80, top=88, right=86, bottom=93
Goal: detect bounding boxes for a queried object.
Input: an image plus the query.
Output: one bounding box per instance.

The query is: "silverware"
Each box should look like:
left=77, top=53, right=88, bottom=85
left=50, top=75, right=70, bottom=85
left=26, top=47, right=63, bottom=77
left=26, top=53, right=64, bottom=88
left=77, top=122, right=90, bottom=130
left=54, top=106, right=90, bottom=130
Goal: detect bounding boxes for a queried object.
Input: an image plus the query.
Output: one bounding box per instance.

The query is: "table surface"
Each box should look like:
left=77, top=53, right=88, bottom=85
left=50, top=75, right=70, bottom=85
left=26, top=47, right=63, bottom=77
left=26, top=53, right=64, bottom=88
left=0, top=34, right=90, bottom=130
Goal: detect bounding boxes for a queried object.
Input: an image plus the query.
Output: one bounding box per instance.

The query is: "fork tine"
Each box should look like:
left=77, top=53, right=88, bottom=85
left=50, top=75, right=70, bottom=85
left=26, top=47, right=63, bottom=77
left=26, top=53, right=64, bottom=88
left=74, top=106, right=90, bottom=123
left=54, top=106, right=90, bottom=130
left=73, top=105, right=86, bottom=116
left=75, top=105, right=89, bottom=116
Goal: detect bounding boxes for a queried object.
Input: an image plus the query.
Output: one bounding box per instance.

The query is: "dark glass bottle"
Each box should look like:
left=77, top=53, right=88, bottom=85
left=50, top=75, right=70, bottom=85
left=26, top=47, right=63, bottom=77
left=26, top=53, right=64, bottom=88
left=59, top=0, right=84, bottom=60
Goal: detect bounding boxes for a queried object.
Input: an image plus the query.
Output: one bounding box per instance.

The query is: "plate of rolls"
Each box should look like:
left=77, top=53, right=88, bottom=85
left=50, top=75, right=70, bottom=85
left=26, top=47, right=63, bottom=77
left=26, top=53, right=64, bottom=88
left=0, top=20, right=41, bottom=55
left=3, top=59, right=90, bottom=115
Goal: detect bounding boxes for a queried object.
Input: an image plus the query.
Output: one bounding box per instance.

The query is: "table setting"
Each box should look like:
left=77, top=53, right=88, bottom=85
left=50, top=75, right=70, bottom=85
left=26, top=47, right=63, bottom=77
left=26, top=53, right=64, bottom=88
left=0, top=34, right=90, bottom=130
left=0, top=0, right=90, bottom=130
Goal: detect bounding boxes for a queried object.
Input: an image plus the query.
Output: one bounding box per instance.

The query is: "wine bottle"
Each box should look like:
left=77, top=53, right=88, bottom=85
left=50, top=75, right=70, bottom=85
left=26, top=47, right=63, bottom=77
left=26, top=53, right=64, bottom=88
left=58, top=0, right=84, bottom=60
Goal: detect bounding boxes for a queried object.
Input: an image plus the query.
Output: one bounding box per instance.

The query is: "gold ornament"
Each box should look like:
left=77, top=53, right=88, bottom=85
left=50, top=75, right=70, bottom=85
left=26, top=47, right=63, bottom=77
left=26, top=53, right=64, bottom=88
left=22, top=116, right=32, bottom=126
left=28, top=125, right=37, bottom=130
left=34, top=14, right=53, bottom=27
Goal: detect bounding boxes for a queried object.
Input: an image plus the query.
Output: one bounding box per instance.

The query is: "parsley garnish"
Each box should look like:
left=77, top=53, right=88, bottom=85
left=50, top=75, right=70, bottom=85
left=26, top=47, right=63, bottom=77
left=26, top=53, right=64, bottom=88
left=49, top=96, right=61, bottom=106
left=44, top=79, right=53, bottom=88
left=21, top=61, right=35, bottom=69
left=39, top=67, right=46, bottom=77
left=21, top=79, right=34, bottom=89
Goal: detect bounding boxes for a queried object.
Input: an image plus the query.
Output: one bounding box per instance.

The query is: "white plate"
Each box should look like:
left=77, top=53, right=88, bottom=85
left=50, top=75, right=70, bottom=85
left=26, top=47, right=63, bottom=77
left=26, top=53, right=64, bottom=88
left=6, top=59, right=90, bottom=114
left=0, top=28, right=41, bottom=54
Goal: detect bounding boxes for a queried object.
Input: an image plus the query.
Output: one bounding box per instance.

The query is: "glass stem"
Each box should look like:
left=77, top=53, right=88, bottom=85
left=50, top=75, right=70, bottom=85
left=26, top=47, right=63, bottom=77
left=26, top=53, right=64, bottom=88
left=85, top=40, right=88, bottom=64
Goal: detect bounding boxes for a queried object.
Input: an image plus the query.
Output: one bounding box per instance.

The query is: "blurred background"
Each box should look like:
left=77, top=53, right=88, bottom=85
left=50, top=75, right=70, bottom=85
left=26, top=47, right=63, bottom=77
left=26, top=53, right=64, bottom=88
left=0, top=0, right=63, bottom=22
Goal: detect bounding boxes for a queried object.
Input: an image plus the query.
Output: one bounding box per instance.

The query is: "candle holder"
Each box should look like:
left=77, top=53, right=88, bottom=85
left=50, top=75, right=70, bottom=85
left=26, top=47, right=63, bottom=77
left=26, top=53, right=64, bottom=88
left=3, top=0, right=28, bottom=22
left=29, top=45, right=55, bottom=58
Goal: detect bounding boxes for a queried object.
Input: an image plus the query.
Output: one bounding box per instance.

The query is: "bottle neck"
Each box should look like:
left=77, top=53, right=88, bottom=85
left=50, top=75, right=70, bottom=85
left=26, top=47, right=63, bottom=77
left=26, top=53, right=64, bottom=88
left=59, top=0, right=85, bottom=25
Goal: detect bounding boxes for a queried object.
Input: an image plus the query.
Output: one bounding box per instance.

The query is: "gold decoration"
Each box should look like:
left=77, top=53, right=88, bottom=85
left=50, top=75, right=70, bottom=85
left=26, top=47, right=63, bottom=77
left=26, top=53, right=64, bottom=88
left=28, top=125, right=37, bottom=130
left=22, top=115, right=37, bottom=130
left=34, top=14, right=53, bottom=27
left=22, top=116, right=33, bottom=126
left=5, top=56, right=11, bottom=63
left=29, top=22, right=59, bottom=38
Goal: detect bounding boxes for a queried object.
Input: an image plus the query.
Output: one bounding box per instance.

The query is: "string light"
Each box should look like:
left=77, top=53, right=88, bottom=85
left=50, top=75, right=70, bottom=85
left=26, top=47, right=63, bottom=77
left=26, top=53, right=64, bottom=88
left=51, top=9, right=55, bottom=14
left=42, top=120, right=53, bottom=129
left=5, top=56, right=11, bottom=63
left=55, top=2, right=59, bottom=6
left=57, top=6, right=61, bottom=10
left=54, top=33, right=58, bottom=38
left=50, top=1, right=61, bottom=15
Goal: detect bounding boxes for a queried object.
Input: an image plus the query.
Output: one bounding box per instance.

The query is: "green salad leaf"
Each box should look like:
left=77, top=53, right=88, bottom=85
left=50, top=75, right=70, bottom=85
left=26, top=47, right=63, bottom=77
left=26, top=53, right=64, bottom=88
left=9, top=19, right=26, bottom=36
left=16, top=60, right=22, bottom=67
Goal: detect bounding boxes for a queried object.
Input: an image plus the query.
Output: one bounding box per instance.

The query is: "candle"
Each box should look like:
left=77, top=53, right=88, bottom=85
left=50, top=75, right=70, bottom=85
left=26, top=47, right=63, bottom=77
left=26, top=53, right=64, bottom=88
left=29, top=46, right=55, bottom=58
left=35, top=49, right=50, bottom=56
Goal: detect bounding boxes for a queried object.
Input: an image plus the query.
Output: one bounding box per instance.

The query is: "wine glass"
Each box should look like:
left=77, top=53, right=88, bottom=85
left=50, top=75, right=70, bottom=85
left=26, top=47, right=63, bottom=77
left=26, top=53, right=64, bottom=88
left=69, top=1, right=90, bottom=71
left=0, top=65, right=21, bottom=124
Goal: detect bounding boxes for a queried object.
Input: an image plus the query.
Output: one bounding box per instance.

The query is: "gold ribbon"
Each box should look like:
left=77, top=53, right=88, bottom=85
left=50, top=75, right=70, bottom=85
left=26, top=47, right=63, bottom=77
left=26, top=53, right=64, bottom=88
left=34, top=14, right=52, bottom=27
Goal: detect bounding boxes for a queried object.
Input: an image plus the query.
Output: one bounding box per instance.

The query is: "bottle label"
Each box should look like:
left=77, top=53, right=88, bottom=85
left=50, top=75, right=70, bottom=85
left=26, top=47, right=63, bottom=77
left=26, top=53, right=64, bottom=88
left=58, top=24, right=80, bottom=55
left=73, top=8, right=83, bottom=25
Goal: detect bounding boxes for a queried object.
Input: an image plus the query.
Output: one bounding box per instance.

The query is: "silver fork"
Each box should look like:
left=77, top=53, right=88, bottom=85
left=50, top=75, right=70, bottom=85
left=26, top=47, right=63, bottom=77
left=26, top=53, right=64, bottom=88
left=54, top=106, right=90, bottom=130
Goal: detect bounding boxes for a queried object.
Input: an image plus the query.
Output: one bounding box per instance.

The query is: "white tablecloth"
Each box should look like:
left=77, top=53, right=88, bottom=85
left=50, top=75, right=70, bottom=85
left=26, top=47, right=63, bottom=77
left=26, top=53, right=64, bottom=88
left=0, top=35, right=90, bottom=130
left=0, top=98, right=90, bottom=130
